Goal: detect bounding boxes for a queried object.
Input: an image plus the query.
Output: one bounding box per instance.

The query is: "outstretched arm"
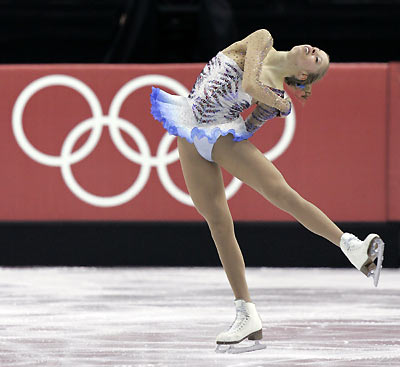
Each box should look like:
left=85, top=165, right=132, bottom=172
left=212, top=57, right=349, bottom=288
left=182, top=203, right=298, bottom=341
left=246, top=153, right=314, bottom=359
left=241, top=29, right=291, bottom=114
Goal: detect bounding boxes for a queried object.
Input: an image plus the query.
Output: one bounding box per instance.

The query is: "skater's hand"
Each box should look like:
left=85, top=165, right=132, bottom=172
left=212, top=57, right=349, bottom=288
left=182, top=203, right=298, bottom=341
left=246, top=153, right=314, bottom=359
left=278, top=97, right=291, bottom=117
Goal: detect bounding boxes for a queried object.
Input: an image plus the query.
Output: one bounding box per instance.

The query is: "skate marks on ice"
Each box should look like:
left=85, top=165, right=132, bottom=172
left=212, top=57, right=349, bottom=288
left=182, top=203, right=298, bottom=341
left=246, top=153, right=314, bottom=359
left=0, top=267, right=399, bottom=366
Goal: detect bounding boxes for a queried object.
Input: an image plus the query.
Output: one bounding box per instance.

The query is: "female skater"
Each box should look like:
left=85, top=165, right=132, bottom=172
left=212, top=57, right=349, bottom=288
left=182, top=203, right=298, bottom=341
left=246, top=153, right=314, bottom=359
left=150, top=29, right=385, bottom=353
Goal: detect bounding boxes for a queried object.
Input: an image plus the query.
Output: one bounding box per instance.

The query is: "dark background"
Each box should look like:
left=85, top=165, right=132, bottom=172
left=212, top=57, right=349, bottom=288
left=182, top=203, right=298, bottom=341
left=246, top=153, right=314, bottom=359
left=1, top=222, right=399, bottom=268
left=2, top=0, right=400, bottom=64
left=1, top=0, right=399, bottom=267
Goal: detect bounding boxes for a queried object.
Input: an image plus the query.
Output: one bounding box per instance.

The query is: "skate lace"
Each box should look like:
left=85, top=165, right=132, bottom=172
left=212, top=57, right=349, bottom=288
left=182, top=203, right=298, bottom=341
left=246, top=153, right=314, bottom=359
left=227, top=306, right=250, bottom=332
left=342, top=233, right=361, bottom=252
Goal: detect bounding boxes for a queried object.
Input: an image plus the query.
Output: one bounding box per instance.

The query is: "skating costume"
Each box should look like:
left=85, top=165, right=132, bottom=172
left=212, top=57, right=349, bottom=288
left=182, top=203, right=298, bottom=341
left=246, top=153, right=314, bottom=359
left=150, top=51, right=289, bottom=162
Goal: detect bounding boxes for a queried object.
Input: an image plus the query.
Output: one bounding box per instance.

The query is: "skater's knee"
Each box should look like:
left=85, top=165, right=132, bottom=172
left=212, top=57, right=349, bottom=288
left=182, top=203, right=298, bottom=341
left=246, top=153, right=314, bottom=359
left=261, top=181, right=301, bottom=213
left=193, top=198, right=231, bottom=227
left=204, top=209, right=234, bottom=239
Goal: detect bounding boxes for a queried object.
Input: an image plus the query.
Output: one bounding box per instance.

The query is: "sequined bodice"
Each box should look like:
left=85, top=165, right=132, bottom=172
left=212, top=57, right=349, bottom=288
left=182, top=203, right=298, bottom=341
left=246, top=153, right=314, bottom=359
left=188, top=52, right=284, bottom=126
left=151, top=30, right=291, bottom=148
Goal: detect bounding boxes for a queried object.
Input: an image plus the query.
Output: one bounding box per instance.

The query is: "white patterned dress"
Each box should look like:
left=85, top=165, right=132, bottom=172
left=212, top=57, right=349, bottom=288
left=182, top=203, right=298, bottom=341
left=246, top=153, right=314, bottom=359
left=150, top=51, right=286, bottom=160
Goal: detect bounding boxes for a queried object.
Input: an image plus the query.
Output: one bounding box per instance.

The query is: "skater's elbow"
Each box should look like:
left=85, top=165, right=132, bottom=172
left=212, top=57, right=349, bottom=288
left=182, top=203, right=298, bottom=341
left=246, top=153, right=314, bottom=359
left=242, top=79, right=255, bottom=95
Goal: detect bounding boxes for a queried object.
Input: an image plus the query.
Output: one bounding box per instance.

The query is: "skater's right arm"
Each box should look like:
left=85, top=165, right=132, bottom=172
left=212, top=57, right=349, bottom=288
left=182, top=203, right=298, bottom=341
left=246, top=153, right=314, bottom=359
left=241, top=29, right=291, bottom=114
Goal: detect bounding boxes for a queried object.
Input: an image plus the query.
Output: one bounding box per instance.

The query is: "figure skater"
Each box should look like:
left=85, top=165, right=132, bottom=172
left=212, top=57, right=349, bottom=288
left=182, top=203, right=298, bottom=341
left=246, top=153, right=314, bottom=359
left=150, top=29, right=385, bottom=354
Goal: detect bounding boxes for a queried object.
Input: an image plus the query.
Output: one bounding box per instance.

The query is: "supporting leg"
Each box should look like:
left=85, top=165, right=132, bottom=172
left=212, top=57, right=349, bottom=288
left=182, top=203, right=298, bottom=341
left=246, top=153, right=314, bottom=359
left=177, top=137, right=251, bottom=302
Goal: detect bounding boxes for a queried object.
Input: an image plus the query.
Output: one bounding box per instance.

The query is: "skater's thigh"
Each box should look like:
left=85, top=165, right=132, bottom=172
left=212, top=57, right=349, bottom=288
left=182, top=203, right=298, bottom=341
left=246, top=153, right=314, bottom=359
left=177, top=137, right=231, bottom=222
left=212, top=135, right=294, bottom=202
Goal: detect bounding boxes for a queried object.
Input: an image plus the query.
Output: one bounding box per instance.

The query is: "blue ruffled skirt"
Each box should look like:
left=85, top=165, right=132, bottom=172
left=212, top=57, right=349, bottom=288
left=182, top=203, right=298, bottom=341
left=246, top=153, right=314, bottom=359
left=150, top=87, right=253, bottom=145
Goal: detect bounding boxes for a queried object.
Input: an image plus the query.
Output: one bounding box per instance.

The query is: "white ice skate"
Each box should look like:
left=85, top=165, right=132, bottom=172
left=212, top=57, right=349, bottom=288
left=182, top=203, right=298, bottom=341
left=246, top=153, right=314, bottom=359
left=340, top=233, right=385, bottom=287
left=215, top=299, right=266, bottom=354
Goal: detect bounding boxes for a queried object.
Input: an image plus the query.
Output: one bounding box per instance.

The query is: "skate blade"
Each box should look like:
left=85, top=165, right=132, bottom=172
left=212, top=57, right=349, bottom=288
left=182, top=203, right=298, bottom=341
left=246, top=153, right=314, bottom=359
left=368, top=237, right=385, bottom=287
left=364, top=237, right=385, bottom=287
left=215, top=340, right=266, bottom=354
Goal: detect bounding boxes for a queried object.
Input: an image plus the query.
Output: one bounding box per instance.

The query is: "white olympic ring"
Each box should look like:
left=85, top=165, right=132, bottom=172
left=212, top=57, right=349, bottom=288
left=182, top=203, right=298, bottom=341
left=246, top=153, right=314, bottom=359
left=12, top=74, right=296, bottom=207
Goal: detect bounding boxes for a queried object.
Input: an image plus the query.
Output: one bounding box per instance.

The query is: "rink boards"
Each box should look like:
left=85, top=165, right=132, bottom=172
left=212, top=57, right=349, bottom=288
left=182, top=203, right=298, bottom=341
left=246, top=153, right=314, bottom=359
left=0, top=62, right=399, bottom=221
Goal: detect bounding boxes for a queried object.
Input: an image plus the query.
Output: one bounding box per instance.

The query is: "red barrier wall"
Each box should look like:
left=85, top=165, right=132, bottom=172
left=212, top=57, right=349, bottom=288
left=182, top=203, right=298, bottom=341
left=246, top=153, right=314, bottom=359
left=388, top=63, right=400, bottom=221
left=0, top=63, right=393, bottom=221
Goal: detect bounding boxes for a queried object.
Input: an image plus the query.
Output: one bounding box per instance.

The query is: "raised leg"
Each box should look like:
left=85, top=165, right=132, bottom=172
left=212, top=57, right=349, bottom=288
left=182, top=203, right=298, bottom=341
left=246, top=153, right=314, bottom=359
left=212, top=135, right=344, bottom=247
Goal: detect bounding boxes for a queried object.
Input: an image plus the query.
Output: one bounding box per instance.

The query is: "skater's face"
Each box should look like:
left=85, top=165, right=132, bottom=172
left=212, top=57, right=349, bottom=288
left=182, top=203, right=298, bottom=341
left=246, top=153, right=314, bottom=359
left=290, top=45, right=329, bottom=80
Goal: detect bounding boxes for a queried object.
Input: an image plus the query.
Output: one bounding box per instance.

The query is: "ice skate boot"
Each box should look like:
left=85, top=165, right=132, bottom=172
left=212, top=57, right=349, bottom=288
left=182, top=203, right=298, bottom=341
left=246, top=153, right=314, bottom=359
left=340, top=233, right=385, bottom=287
left=215, top=299, right=266, bottom=354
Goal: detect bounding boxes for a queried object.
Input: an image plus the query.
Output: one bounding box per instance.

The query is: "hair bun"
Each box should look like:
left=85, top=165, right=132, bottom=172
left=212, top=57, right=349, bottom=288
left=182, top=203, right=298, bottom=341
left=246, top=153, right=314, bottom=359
left=291, top=83, right=311, bottom=101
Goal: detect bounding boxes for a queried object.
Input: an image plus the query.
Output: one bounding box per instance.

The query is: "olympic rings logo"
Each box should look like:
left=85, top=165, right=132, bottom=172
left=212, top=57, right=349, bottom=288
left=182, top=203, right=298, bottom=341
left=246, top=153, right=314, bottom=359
left=12, top=74, right=296, bottom=208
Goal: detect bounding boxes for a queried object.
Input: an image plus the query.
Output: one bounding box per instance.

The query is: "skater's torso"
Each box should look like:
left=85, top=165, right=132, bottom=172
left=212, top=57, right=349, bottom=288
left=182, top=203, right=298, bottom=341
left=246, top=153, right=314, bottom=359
left=187, top=50, right=284, bottom=127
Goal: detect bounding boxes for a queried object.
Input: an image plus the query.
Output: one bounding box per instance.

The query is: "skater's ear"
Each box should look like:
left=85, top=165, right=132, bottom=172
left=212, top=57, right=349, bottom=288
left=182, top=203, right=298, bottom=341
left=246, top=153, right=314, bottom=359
left=296, top=71, right=308, bottom=81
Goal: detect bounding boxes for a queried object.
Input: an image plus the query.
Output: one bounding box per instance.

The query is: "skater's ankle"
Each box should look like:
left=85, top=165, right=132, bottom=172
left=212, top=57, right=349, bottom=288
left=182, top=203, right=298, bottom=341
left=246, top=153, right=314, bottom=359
left=235, top=297, right=252, bottom=303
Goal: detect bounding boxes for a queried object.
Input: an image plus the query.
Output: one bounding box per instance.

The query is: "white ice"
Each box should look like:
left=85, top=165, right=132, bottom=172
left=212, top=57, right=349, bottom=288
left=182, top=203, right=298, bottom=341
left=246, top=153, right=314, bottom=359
left=0, top=267, right=399, bottom=366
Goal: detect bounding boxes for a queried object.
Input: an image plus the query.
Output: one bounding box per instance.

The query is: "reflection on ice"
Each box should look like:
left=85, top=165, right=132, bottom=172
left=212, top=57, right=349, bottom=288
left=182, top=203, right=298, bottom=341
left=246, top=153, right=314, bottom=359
left=0, top=267, right=399, bottom=366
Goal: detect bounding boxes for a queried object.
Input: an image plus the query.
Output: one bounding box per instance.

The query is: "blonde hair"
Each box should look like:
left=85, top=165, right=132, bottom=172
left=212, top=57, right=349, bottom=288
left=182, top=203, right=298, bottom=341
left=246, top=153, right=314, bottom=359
left=284, top=54, right=330, bottom=101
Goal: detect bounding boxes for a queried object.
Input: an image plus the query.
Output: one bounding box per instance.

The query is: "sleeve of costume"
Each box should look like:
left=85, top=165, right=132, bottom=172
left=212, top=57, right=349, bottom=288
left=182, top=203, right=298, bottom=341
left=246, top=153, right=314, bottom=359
left=242, top=29, right=291, bottom=114
left=244, top=102, right=278, bottom=133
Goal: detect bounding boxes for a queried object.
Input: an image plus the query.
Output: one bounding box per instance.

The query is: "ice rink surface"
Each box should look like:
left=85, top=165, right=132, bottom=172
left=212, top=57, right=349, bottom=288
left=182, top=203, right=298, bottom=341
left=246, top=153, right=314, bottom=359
left=0, top=267, right=399, bottom=367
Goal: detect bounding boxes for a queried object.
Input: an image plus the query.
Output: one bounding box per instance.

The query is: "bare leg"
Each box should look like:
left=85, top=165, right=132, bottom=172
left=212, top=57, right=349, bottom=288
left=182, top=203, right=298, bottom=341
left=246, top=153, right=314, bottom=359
left=177, top=137, right=252, bottom=302
left=212, top=135, right=343, bottom=247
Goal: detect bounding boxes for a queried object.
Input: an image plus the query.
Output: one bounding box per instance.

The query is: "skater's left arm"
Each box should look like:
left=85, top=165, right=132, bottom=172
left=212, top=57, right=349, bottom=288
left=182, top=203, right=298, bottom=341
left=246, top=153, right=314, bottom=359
left=245, top=102, right=273, bottom=133
left=245, top=98, right=291, bottom=132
